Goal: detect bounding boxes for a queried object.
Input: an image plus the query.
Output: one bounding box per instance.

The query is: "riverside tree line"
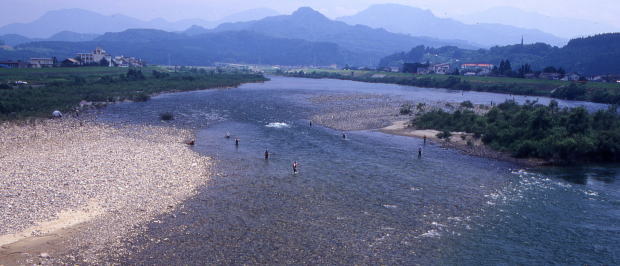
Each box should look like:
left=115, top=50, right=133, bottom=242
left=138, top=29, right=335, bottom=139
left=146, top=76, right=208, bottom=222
left=0, top=68, right=267, bottom=120
left=413, top=100, right=620, bottom=164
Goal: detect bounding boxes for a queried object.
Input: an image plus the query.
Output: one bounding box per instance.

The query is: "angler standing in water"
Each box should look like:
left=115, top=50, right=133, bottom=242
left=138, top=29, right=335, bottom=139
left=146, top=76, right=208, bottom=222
left=264, top=150, right=269, bottom=160
left=235, top=138, right=239, bottom=146
left=423, top=135, right=427, bottom=145
left=342, top=133, right=347, bottom=139
left=292, top=161, right=299, bottom=174
left=418, top=147, right=423, bottom=158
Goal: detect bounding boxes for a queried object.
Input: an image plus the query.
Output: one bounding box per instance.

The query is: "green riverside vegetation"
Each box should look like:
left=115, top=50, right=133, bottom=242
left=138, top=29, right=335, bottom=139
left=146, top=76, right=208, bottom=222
left=283, top=70, right=620, bottom=105
left=413, top=100, right=620, bottom=164
left=0, top=67, right=267, bottom=120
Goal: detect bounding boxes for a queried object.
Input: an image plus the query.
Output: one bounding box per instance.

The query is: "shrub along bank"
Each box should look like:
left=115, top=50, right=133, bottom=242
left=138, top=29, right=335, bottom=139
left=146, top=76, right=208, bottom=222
left=413, top=100, right=620, bottom=164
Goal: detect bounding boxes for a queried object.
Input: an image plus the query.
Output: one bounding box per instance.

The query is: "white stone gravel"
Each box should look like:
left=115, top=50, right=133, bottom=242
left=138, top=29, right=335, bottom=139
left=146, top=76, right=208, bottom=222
left=0, top=118, right=211, bottom=262
left=308, top=93, right=490, bottom=131
left=309, top=93, right=404, bottom=131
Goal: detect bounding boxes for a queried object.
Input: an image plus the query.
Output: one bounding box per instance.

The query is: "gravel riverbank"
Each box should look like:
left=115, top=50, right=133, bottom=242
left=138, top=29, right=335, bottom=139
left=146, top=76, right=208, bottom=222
left=309, top=93, right=406, bottom=131
left=0, top=119, right=211, bottom=264
left=307, top=92, right=545, bottom=167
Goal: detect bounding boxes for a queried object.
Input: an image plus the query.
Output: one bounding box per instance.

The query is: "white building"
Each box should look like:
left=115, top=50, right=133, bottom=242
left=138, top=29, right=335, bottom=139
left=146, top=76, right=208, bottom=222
left=77, top=47, right=112, bottom=66
left=460, top=64, right=494, bottom=75
left=432, top=63, right=451, bottom=75
left=112, top=56, right=144, bottom=67
left=29, top=58, right=55, bottom=68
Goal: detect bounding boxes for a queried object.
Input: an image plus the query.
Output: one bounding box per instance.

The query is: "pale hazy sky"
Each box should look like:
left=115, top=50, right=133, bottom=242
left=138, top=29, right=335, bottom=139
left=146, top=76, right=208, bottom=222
left=2, top=0, right=619, bottom=27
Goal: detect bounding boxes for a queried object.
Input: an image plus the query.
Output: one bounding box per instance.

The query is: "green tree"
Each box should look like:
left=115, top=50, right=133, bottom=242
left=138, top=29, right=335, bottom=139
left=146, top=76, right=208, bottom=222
left=126, top=69, right=145, bottom=81
left=551, top=83, right=586, bottom=100
left=99, top=58, right=110, bottom=67
left=518, top=64, right=532, bottom=77
left=566, top=107, right=590, bottom=135
left=412, top=100, right=620, bottom=163
left=460, top=101, right=474, bottom=109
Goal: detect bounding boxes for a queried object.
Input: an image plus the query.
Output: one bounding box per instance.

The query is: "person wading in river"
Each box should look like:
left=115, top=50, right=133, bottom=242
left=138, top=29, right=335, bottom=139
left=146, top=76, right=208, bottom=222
left=235, top=138, right=239, bottom=146
left=418, top=147, right=423, bottom=158
left=264, top=150, right=269, bottom=160
left=292, top=161, right=299, bottom=174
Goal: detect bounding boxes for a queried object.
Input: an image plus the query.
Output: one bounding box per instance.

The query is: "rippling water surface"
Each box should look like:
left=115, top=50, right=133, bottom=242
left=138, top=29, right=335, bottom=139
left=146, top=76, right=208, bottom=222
left=99, top=77, right=619, bottom=264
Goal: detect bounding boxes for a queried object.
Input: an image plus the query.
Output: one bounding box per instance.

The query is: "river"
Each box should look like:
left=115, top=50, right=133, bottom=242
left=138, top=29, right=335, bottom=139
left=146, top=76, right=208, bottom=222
left=97, top=77, right=619, bottom=264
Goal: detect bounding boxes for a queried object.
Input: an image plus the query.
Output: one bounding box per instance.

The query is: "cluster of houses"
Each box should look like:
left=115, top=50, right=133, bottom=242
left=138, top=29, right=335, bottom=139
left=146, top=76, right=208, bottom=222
left=458, top=63, right=495, bottom=76
left=396, top=62, right=618, bottom=83
left=415, top=63, right=454, bottom=75
left=399, top=62, right=494, bottom=76
left=0, top=47, right=144, bottom=69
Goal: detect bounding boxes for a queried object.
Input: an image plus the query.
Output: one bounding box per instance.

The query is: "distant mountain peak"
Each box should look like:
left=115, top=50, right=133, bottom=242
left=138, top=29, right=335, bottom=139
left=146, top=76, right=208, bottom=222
left=184, top=25, right=210, bottom=36
left=0, top=7, right=280, bottom=38
left=458, top=6, right=620, bottom=38
left=212, top=6, right=478, bottom=65
left=337, top=4, right=566, bottom=47
left=291, top=7, right=327, bottom=20
left=95, top=28, right=182, bottom=42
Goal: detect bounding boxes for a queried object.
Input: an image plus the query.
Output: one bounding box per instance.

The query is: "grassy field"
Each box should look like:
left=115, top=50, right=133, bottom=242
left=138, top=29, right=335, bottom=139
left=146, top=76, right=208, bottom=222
left=0, top=66, right=267, bottom=120
left=0, top=66, right=178, bottom=85
left=281, top=68, right=620, bottom=104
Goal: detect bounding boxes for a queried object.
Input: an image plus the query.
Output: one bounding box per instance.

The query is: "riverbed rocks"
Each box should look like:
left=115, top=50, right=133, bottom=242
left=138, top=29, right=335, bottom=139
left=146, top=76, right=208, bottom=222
left=0, top=118, right=211, bottom=264
left=309, top=94, right=403, bottom=131
left=308, top=93, right=466, bottom=131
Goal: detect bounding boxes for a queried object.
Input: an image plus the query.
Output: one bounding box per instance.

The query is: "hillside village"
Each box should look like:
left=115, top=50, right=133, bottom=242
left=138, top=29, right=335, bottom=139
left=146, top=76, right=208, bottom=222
left=0, top=47, right=144, bottom=69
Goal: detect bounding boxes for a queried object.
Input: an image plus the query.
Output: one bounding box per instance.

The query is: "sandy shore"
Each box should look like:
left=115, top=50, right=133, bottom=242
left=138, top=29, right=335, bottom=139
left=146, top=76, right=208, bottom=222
left=0, top=119, right=211, bottom=264
left=380, top=120, right=482, bottom=146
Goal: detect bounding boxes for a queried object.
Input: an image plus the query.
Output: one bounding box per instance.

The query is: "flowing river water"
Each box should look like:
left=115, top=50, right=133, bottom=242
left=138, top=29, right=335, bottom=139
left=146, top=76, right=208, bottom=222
left=97, top=77, right=619, bottom=264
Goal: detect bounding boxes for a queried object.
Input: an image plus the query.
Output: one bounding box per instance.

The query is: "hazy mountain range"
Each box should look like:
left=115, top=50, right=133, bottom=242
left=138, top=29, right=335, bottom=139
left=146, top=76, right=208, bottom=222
left=0, top=31, right=100, bottom=46
left=337, top=4, right=566, bottom=47
left=457, top=7, right=620, bottom=39
left=2, top=4, right=616, bottom=48
left=0, top=8, right=280, bottom=38
left=209, top=7, right=477, bottom=64
left=1, top=8, right=476, bottom=66
left=1, top=5, right=619, bottom=74
left=2, top=29, right=365, bottom=66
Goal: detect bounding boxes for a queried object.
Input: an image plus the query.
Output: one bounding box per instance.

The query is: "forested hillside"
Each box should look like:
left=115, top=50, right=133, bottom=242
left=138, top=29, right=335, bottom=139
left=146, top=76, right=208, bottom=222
left=380, top=33, right=620, bottom=75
